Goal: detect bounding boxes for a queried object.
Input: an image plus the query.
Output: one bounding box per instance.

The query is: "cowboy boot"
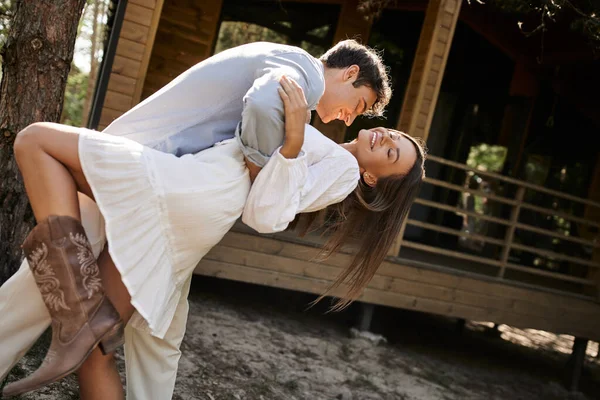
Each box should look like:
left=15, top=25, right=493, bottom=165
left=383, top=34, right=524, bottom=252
left=2, top=215, right=124, bottom=397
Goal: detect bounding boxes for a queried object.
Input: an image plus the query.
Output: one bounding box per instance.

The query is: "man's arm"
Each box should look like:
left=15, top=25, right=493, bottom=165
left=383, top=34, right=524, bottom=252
left=244, top=107, right=312, bottom=183
left=238, top=68, right=304, bottom=167
left=238, top=52, right=324, bottom=169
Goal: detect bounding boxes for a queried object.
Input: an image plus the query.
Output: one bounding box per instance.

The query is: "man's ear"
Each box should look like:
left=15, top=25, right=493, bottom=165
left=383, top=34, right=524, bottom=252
left=344, top=65, right=360, bottom=82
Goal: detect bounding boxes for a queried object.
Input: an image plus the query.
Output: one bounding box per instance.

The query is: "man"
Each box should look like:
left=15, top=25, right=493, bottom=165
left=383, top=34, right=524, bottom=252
left=0, top=39, right=390, bottom=399
left=104, top=39, right=391, bottom=168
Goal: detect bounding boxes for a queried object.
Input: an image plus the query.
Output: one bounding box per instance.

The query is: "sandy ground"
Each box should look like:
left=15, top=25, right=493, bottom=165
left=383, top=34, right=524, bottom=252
left=3, top=276, right=600, bottom=400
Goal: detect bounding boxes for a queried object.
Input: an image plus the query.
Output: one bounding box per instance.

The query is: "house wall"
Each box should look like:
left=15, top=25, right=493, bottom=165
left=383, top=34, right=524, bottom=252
left=93, top=0, right=600, bottom=341
left=97, top=0, right=164, bottom=130
left=197, top=231, right=600, bottom=341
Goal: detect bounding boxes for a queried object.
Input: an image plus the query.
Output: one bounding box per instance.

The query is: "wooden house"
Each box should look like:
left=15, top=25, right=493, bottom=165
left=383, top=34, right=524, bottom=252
left=87, top=0, right=600, bottom=389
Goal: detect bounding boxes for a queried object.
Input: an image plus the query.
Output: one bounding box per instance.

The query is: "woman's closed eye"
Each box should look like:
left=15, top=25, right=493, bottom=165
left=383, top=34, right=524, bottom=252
left=388, top=134, right=400, bottom=162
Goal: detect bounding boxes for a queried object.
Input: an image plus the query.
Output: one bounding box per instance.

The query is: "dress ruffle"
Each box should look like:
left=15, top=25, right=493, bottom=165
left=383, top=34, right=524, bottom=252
left=78, top=129, right=249, bottom=338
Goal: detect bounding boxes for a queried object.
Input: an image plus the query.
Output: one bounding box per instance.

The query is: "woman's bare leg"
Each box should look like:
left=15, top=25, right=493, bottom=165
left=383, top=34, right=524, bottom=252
left=13, top=122, right=135, bottom=399
left=78, top=246, right=136, bottom=400
left=14, top=122, right=91, bottom=221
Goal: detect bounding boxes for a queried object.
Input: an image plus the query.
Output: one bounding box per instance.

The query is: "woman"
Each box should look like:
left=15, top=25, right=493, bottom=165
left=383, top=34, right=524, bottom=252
left=2, top=77, right=425, bottom=398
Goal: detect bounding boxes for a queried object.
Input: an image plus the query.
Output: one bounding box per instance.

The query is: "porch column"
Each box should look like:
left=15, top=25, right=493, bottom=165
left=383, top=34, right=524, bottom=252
left=396, top=0, right=461, bottom=141
left=389, top=0, right=462, bottom=256
left=356, top=303, right=375, bottom=331
left=582, top=153, right=600, bottom=300
left=312, top=0, right=374, bottom=144
left=565, top=337, right=588, bottom=392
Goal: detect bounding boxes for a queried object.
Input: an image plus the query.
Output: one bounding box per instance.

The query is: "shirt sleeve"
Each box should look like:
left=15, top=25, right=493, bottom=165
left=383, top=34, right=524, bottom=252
left=237, top=53, right=325, bottom=167
left=241, top=145, right=359, bottom=234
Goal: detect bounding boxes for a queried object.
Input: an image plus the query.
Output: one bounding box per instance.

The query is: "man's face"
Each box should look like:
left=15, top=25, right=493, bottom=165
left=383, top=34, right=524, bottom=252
left=316, top=65, right=377, bottom=126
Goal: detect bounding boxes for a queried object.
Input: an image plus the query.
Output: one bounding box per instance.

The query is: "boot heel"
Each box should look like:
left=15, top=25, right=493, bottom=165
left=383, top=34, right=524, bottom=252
left=98, top=322, right=125, bottom=355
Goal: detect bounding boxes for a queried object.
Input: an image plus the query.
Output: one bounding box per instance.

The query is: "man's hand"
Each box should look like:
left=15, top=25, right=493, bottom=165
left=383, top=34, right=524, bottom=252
left=245, top=157, right=262, bottom=183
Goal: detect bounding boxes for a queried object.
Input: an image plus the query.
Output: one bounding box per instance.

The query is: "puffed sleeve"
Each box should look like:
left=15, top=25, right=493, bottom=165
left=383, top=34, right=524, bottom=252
left=241, top=146, right=359, bottom=233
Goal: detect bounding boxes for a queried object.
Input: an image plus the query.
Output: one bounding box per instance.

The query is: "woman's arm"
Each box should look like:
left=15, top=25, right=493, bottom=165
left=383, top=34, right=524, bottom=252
left=241, top=146, right=359, bottom=234
left=241, top=77, right=359, bottom=234
left=245, top=75, right=310, bottom=182
left=238, top=51, right=324, bottom=168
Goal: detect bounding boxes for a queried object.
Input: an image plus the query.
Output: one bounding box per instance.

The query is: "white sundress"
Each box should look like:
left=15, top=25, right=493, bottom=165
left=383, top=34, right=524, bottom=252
left=78, top=125, right=359, bottom=339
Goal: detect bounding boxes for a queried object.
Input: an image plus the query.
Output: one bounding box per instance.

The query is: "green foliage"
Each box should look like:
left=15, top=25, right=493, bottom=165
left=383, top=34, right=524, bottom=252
left=214, top=21, right=331, bottom=58
left=466, top=143, right=507, bottom=173
left=0, top=0, right=12, bottom=80
left=524, top=155, right=550, bottom=187
left=0, top=0, right=11, bottom=52
left=461, top=144, right=507, bottom=225
left=359, top=0, right=600, bottom=49
left=488, top=0, right=599, bottom=47
left=0, top=0, right=10, bottom=40
left=215, top=22, right=289, bottom=55
left=62, top=0, right=108, bottom=127
left=61, top=67, right=89, bottom=127
left=0, top=0, right=105, bottom=126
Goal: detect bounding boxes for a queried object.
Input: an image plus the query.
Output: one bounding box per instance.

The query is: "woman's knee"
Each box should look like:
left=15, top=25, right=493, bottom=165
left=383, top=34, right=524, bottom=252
left=13, top=122, right=50, bottom=162
left=14, top=122, right=83, bottom=178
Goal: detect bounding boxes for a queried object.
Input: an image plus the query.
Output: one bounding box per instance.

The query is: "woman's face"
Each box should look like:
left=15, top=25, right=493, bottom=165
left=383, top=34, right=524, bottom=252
left=343, top=127, right=418, bottom=186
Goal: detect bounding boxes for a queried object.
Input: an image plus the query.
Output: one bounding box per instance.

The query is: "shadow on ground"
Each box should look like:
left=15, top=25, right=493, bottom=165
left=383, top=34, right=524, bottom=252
left=4, top=276, right=599, bottom=399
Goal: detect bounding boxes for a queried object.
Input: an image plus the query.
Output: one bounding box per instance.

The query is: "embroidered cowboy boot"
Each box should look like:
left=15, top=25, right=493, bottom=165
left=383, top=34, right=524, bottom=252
left=2, top=215, right=124, bottom=398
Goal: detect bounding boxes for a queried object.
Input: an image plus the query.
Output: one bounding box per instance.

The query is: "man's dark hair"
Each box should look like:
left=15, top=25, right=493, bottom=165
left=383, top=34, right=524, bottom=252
left=320, top=39, right=392, bottom=117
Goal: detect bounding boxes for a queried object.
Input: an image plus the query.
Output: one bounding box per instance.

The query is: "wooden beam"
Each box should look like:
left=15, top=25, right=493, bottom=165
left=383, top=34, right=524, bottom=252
left=115, top=37, right=146, bottom=62
left=140, top=0, right=224, bottom=100
left=111, top=55, right=142, bottom=79
left=98, top=107, right=125, bottom=128
left=124, top=3, right=154, bottom=27
left=195, top=250, right=600, bottom=339
left=103, top=90, right=133, bottom=112
left=391, top=0, right=468, bottom=259
left=132, top=0, right=165, bottom=105
left=130, top=0, right=156, bottom=9
left=106, top=72, right=137, bottom=96
left=397, top=0, right=462, bottom=141
left=311, top=0, right=374, bottom=143
left=120, top=20, right=150, bottom=44
left=98, top=0, right=162, bottom=136
left=218, top=232, right=600, bottom=315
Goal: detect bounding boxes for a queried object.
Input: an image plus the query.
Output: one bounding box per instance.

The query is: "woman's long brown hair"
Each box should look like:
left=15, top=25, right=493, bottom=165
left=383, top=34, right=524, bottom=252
left=292, top=131, right=426, bottom=311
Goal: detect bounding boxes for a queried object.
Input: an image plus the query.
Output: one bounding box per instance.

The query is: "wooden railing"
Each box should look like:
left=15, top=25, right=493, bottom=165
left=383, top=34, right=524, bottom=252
left=391, top=155, right=600, bottom=298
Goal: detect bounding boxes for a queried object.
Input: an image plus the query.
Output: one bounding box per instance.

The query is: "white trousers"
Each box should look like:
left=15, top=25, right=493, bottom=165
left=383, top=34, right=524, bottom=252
left=0, top=194, right=190, bottom=399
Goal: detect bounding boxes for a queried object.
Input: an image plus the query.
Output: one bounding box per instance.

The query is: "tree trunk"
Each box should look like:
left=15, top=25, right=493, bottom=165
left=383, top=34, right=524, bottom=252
left=0, top=0, right=86, bottom=284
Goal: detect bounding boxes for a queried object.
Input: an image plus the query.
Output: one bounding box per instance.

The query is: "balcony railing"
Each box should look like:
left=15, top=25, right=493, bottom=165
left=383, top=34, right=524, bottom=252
left=391, top=155, right=600, bottom=299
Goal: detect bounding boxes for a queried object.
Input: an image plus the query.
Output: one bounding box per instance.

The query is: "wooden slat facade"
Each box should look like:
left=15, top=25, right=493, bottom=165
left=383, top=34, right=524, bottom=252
left=97, top=0, right=165, bottom=130
left=311, top=0, right=373, bottom=144
left=115, top=38, right=146, bottom=62
left=140, top=0, right=223, bottom=100
left=388, top=0, right=461, bottom=255
left=196, top=231, right=600, bottom=341
left=397, top=0, right=461, bottom=141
